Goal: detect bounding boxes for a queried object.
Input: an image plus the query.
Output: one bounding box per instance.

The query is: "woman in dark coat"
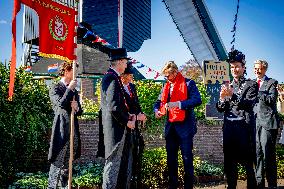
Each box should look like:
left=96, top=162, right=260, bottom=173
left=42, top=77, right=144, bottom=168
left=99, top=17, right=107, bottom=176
left=47, top=62, right=82, bottom=189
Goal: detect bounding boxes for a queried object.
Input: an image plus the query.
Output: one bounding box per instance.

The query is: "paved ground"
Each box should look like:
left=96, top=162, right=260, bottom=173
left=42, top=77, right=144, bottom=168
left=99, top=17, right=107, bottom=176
left=195, top=179, right=284, bottom=188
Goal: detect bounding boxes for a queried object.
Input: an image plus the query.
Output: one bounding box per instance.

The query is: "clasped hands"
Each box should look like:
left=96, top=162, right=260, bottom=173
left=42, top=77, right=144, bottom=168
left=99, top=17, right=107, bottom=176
left=127, top=113, right=147, bottom=129
left=220, top=84, right=233, bottom=101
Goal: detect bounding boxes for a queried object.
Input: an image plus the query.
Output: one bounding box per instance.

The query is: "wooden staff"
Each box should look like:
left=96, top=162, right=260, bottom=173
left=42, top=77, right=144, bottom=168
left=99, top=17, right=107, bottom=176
left=68, top=61, right=77, bottom=189
left=68, top=0, right=79, bottom=187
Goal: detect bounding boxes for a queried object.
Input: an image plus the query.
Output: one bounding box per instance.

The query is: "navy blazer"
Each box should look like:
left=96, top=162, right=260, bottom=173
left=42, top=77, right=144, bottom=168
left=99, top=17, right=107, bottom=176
left=154, top=79, right=202, bottom=138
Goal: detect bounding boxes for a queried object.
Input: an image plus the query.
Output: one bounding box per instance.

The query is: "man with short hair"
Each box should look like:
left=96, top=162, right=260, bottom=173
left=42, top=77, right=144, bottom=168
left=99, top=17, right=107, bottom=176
left=100, top=48, right=136, bottom=189
left=47, top=62, right=82, bottom=189
left=154, top=61, right=202, bottom=189
left=216, top=50, right=257, bottom=189
left=254, top=59, right=279, bottom=189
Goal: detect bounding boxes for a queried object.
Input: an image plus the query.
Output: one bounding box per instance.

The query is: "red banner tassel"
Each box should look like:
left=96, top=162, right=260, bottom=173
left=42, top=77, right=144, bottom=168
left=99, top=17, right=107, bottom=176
left=8, top=0, right=21, bottom=101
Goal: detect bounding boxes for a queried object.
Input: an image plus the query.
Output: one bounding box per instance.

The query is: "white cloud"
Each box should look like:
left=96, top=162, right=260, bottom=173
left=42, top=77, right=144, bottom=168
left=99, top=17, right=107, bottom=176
left=0, top=20, right=8, bottom=24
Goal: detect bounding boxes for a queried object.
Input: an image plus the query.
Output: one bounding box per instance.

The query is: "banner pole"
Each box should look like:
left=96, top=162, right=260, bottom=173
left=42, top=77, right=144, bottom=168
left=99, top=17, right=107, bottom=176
left=68, top=1, right=79, bottom=188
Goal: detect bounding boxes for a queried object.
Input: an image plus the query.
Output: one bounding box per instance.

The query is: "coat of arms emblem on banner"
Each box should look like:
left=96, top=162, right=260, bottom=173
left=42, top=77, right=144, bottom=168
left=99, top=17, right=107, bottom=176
left=49, top=16, right=68, bottom=41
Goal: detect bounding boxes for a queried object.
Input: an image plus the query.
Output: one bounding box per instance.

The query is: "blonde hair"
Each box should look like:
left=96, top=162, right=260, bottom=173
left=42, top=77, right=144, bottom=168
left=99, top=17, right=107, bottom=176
left=254, top=59, right=268, bottom=70
left=161, top=61, right=178, bottom=75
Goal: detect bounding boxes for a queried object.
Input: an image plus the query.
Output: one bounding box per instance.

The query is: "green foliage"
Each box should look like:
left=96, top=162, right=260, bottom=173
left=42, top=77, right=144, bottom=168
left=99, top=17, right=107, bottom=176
left=79, top=79, right=101, bottom=120
left=195, top=83, right=210, bottom=120
left=276, top=144, right=284, bottom=178
left=141, top=147, right=223, bottom=188
left=0, top=64, right=53, bottom=186
left=135, top=80, right=166, bottom=135
left=73, top=163, right=103, bottom=187
left=195, top=160, right=223, bottom=176
left=11, top=172, right=48, bottom=188
left=10, top=163, right=103, bottom=188
left=79, top=97, right=100, bottom=120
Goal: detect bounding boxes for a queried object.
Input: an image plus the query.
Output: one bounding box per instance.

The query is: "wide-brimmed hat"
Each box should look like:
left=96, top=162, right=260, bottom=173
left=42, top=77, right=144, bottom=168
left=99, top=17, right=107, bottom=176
left=227, top=49, right=246, bottom=64
left=123, top=62, right=134, bottom=74
left=109, top=48, right=131, bottom=61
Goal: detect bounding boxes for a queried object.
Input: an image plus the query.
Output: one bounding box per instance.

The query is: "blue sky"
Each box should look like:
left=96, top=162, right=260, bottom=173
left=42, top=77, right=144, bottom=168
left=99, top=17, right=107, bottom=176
left=1, top=1, right=284, bottom=82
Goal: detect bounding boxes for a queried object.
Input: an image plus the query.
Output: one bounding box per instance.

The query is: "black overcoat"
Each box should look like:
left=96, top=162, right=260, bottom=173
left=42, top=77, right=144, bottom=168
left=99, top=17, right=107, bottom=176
left=100, top=68, right=130, bottom=158
left=48, top=81, right=82, bottom=162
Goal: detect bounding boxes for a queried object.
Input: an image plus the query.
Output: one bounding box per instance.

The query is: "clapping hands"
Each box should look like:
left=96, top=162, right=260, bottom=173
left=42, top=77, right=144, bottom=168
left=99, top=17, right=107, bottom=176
left=220, top=83, right=233, bottom=101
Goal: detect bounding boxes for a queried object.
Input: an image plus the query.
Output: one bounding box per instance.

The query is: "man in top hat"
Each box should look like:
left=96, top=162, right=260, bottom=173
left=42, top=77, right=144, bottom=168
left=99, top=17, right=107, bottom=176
left=100, top=48, right=136, bottom=189
left=254, top=60, right=279, bottom=189
left=216, top=50, right=257, bottom=189
left=120, top=63, right=147, bottom=189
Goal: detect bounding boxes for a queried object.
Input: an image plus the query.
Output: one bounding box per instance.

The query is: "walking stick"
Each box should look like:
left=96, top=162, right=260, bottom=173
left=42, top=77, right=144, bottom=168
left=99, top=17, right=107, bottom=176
left=68, top=61, right=77, bottom=189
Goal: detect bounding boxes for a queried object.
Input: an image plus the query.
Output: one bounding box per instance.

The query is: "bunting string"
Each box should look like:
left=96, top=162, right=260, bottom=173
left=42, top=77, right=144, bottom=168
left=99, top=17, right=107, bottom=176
left=78, top=23, right=163, bottom=80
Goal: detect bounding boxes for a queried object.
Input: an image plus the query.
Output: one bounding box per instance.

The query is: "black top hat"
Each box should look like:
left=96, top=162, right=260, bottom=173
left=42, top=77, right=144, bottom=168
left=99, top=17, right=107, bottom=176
left=123, top=62, right=134, bottom=74
left=109, top=48, right=131, bottom=61
left=227, top=49, right=246, bottom=64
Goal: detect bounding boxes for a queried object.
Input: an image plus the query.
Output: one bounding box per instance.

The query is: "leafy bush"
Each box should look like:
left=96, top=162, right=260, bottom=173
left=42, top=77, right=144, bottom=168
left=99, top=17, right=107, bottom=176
left=0, top=64, right=53, bottom=187
left=73, top=163, right=103, bottom=187
left=195, top=83, right=210, bottom=120
left=141, top=147, right=223, bottom=188
left=135, top=80, right=166, bottom=135
left=79, top=97, right=100, bottom=120
left=10, top=163, right=103, bottom=188
left=11, top=172, right=48, bottom=188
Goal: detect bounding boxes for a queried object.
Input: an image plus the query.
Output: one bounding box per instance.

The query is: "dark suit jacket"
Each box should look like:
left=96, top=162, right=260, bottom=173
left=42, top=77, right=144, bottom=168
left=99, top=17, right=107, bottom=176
left=154, top=79, right=202, bottom=138
left=216, top=77, right=258, bottom=126
left=254, top=76, right=279, bottom=130
left=48, top=81, right=83, bottom=162
left=100, top=68, right=130, bottom=158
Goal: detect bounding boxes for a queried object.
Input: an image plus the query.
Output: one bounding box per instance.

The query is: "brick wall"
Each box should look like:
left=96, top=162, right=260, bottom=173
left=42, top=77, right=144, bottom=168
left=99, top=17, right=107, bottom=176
left=81, top=78, right=96, bottom=101
left=77, top=119, right=225, bottom=164
left=77, top=119, right=283, bottom=165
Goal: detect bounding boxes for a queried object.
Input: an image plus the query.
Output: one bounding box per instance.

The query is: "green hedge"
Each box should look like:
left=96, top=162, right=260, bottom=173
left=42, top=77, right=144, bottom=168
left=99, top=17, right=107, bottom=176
left=0, top=64, right=53, bottom=187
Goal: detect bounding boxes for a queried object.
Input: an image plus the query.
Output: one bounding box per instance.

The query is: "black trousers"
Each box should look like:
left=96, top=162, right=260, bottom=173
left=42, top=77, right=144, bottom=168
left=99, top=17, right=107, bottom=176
left=223, top=120, right=257, bottom=189
left=166, top=126, right=194, bottom=189
left=255, top=126, right=278, bottom=188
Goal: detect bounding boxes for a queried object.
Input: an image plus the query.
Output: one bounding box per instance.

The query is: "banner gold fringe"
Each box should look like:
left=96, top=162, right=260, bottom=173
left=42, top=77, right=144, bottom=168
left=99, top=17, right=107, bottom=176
left=38, top=52, right=72, bottom=63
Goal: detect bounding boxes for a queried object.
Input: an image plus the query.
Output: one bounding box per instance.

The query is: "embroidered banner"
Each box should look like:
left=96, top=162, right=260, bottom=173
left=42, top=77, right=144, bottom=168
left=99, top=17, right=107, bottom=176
left=22, top=0, right=77, bottom=62
left=9, top=0, right=77, bottom=100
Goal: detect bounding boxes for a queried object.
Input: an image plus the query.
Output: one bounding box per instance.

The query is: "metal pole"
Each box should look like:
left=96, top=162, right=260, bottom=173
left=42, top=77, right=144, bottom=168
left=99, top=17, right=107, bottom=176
left=68, top=1, right=79, bottom=188
left=118, top=0, right=123, bottom=47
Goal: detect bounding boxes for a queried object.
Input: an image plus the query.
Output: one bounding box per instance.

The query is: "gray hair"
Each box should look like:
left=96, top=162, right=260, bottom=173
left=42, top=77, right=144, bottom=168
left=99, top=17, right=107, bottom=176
left=110, top=60, right=119, bottom=67
left=254, top=59, right=268, bottom=70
